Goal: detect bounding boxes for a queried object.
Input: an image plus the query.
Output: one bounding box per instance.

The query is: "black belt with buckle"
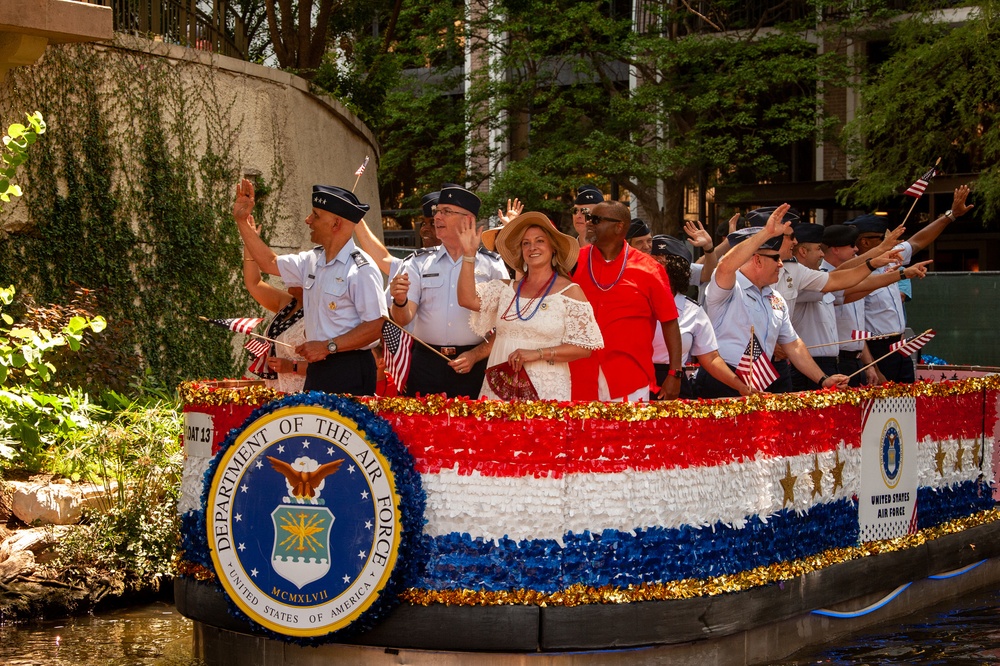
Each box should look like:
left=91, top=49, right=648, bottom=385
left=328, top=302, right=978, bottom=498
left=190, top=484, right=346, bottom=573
left=439, top=347, right=457, bottom=356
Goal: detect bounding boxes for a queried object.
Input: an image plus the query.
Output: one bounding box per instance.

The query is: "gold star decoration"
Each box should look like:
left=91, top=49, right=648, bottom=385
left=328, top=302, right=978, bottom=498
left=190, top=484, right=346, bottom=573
left=972, top=441, right=982, bottom=468
left=955, top=439, right=965, bottom=472
left=935, top=441, right=946, bottom=476
left=831, top=450, right=845, bottom=494
left=780, top=461, right=797, bottom=506
left=810, top=455, right=824, bottom=498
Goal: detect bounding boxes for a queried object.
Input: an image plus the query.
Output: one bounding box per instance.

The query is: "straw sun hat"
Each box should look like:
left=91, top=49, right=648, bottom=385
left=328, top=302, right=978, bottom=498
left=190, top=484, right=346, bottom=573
left=488, top=212, right=579, bottom=274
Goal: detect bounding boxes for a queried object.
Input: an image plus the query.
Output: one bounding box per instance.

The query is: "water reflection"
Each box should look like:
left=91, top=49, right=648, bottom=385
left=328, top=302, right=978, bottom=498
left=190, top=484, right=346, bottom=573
left=5, top=589, right=1000, bottom=665
left=0, top=601, right=202, bottom=666
left=779, top=588, right=1000, bottom=665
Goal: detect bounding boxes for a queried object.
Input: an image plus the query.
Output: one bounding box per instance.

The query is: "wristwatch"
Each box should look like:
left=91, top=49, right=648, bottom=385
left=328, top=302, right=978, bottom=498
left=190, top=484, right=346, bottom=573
left=327, top=340, right=338, bottom=354
left=665, top=368, right=681, bottom=378
left=944, top=209, right=956, bottom=222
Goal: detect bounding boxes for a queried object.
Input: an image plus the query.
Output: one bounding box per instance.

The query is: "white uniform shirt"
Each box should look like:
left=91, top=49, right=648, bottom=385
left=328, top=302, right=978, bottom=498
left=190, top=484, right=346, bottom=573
left=705, top=270, right=798, bottom=368
left=277, top=240, right=388, bottom=342
left=792, top=262, right=838, bottom=358
left=773, top=261, right=830, bottom=320
left=864, top=242, right=913, bottom=335
left=652, top=294, right=718, bottom=365
left=399, top=246, right=507, bottom=345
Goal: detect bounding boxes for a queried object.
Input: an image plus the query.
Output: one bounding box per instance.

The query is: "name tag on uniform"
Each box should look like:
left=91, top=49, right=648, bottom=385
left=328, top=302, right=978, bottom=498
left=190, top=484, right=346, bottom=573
left=423, top=272, right=439, bottom=278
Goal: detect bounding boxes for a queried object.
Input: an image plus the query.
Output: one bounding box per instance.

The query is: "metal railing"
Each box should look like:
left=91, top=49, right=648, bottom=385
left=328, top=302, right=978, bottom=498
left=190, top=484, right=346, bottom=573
left=91, top=0, right=248, bottom=60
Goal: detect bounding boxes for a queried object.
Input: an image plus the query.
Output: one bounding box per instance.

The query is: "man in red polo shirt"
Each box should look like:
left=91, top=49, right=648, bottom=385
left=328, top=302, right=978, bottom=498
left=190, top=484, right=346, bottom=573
left=571, top=201, right=683, bottom=401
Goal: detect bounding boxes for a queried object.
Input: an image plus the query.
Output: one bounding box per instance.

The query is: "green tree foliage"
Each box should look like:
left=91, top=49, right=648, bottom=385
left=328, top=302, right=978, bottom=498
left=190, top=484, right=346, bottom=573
left=842, top=1, right=1000, bottom=223
left=0, top=284, right=107, bottom=471
left=0, top=111, right=45, bottom=208
left=354, top=0, right=867, bottom=234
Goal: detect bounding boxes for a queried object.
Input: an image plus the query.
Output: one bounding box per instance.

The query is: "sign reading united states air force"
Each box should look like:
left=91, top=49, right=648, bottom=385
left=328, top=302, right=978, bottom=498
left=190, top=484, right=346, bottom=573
left=207, top=401, right=406, bottom=637
left=858, top=397, right=918, bottom=542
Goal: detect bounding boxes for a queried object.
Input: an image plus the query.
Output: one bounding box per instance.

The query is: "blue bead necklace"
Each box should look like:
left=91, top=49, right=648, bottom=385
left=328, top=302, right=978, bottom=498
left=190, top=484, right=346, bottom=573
left=503, top=271, right=558, bottom=322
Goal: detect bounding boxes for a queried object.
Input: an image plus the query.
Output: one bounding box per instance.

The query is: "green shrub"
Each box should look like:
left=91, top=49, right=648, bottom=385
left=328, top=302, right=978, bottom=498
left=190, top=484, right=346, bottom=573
left=56, top=397, right=182, bottom=581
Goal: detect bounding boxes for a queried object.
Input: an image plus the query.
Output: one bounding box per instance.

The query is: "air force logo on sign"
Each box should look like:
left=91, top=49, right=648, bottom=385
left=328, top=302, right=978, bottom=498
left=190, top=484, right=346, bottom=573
left=207, top=405, right=402, bottom=637
left=880, top=418, right=903, bottom=489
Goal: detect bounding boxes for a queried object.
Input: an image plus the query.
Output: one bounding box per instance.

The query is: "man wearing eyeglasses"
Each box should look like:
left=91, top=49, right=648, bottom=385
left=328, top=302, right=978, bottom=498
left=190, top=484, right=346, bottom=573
left=388, top=183, right=507, bottom=397
left=699, top=205, right=850, bottom=398
left=571, top=185, right=604, bottom=250
left=741, top=205, right=901, bottom=392
left=569, top=201, right=683, bottom=402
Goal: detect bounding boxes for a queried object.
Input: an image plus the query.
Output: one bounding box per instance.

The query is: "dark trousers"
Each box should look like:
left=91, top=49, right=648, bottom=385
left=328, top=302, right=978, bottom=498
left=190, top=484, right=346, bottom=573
left=304, top=349, right=376, bottom=395
left=653, top=364, right=694, bottom=399
left=868, top=336, right=915, bottom=384
left=770, top=359, right=794, bottom=393
left=791, top=356, right=838, bottom=392
left=838, top=350, right=867, bottom=388
left=404, top=343, right=487, bottom=398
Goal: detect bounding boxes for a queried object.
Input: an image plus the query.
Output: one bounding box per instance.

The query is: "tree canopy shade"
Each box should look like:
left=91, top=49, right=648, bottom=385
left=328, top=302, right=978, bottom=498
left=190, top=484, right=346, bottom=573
left=841, top=1, right=1000, bottom=224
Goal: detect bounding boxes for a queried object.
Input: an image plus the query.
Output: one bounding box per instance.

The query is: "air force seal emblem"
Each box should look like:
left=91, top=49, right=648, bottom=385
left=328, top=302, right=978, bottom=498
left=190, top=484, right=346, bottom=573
left=207, top=401, right=410, bottom=637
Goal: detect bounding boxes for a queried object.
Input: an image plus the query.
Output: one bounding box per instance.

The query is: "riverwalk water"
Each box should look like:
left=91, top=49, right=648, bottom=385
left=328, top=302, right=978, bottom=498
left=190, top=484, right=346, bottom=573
left=3, top=588, right=1000, bottom=665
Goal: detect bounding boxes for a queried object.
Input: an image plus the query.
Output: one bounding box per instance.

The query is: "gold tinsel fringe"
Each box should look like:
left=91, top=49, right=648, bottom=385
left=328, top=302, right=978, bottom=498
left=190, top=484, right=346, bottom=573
left=179, top=375, right=1000, bottom=421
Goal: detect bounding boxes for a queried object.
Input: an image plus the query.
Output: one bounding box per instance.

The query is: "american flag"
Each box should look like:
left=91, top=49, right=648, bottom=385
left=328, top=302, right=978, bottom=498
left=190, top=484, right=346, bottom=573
left=205, top=317, right=263, bottom=334
left=381, top=320, right=413, bottom=390
left=851, top=330, right=873, bottom=340
left=355, top=156, right=370, bottom=177
left=245, top=338, right=272, bottom=375
left=736, top=333, right=779, bottom=392
left=890, top=329, right=936, bottom=357
left=903, top=167, right=938, bottom=198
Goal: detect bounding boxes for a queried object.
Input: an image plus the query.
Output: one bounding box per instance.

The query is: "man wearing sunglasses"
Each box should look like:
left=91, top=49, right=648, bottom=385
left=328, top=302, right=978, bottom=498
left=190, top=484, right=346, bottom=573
left=571, top=185, right=604, bottom=251
left=388, top=184, right=507, bottom=397
left=741, top=205, right=901, bottom=392
left=569, top=201, right=683, bottom=402
left=699, top=205, right=850, bottom=398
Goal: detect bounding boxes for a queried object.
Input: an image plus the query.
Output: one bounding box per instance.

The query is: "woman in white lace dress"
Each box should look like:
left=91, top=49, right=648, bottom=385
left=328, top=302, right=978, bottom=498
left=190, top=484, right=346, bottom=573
left=456, top=212, right=603, bottom=401
left=242, top=216, right=307, bottom=393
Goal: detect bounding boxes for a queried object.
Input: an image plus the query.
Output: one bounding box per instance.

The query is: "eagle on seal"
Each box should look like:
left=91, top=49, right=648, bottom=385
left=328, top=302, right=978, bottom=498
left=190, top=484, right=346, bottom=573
left=267, top=456, right=343, bottom=499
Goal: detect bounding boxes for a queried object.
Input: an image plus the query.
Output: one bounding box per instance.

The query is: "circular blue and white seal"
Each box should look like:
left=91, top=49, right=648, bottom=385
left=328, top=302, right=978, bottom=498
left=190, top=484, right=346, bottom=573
left=879, top=418, right=903, bottom=489
left=206, top=396, right=418, bottom=638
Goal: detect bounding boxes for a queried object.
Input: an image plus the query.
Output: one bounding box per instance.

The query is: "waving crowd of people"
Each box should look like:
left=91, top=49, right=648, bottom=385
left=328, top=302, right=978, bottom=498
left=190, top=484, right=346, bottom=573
left=234, top=178, right=973, bottom=402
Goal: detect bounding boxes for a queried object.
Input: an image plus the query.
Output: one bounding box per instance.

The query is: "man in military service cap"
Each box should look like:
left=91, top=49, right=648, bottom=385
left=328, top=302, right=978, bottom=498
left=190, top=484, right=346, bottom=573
left=234, top=179, right=388, bottom=394
left=388, top=183, right=507, bottom=397
left=700, top=205, right=850, bottom=397
left=846, top=184, right=973, bottom=383
left=571, top=185, right=604, bottom=250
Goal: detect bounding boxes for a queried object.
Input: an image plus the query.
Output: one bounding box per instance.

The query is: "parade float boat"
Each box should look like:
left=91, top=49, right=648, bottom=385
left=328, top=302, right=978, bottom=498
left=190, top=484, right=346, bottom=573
left=175, top=373, right=1000, bottom=665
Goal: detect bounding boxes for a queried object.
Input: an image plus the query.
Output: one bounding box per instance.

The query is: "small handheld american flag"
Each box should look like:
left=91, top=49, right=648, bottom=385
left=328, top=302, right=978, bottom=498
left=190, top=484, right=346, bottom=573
left=890, top=329, right=935, bottom=357
left=736, top=333, right=779, bottom=392
left=355, top=156, right=370, bottom=177
left=903, top=167, right=938, bottom=198
left=381, top=320, right=413, bottom=391
left=205, top=317, right=264, bottom=334
left=851, top=330, right=872, bottom=340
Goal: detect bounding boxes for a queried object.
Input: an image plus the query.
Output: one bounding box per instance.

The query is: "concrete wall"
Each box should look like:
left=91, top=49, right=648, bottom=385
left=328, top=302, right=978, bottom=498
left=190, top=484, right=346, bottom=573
left=1, top=34, right=383, bottom=254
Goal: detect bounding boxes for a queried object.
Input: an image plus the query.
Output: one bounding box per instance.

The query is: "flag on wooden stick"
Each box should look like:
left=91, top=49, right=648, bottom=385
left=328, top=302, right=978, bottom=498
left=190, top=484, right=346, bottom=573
left=205, top=317, right=263, bottom=334
left=890, top=329, right=936, bottom=357
left=736, top=332, right=778, bottom=392
left=381, top=320, right=413, bottom=390
left=903, top=167, right=938, bottom=198
left=851, top=330, right=872, bottom=340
